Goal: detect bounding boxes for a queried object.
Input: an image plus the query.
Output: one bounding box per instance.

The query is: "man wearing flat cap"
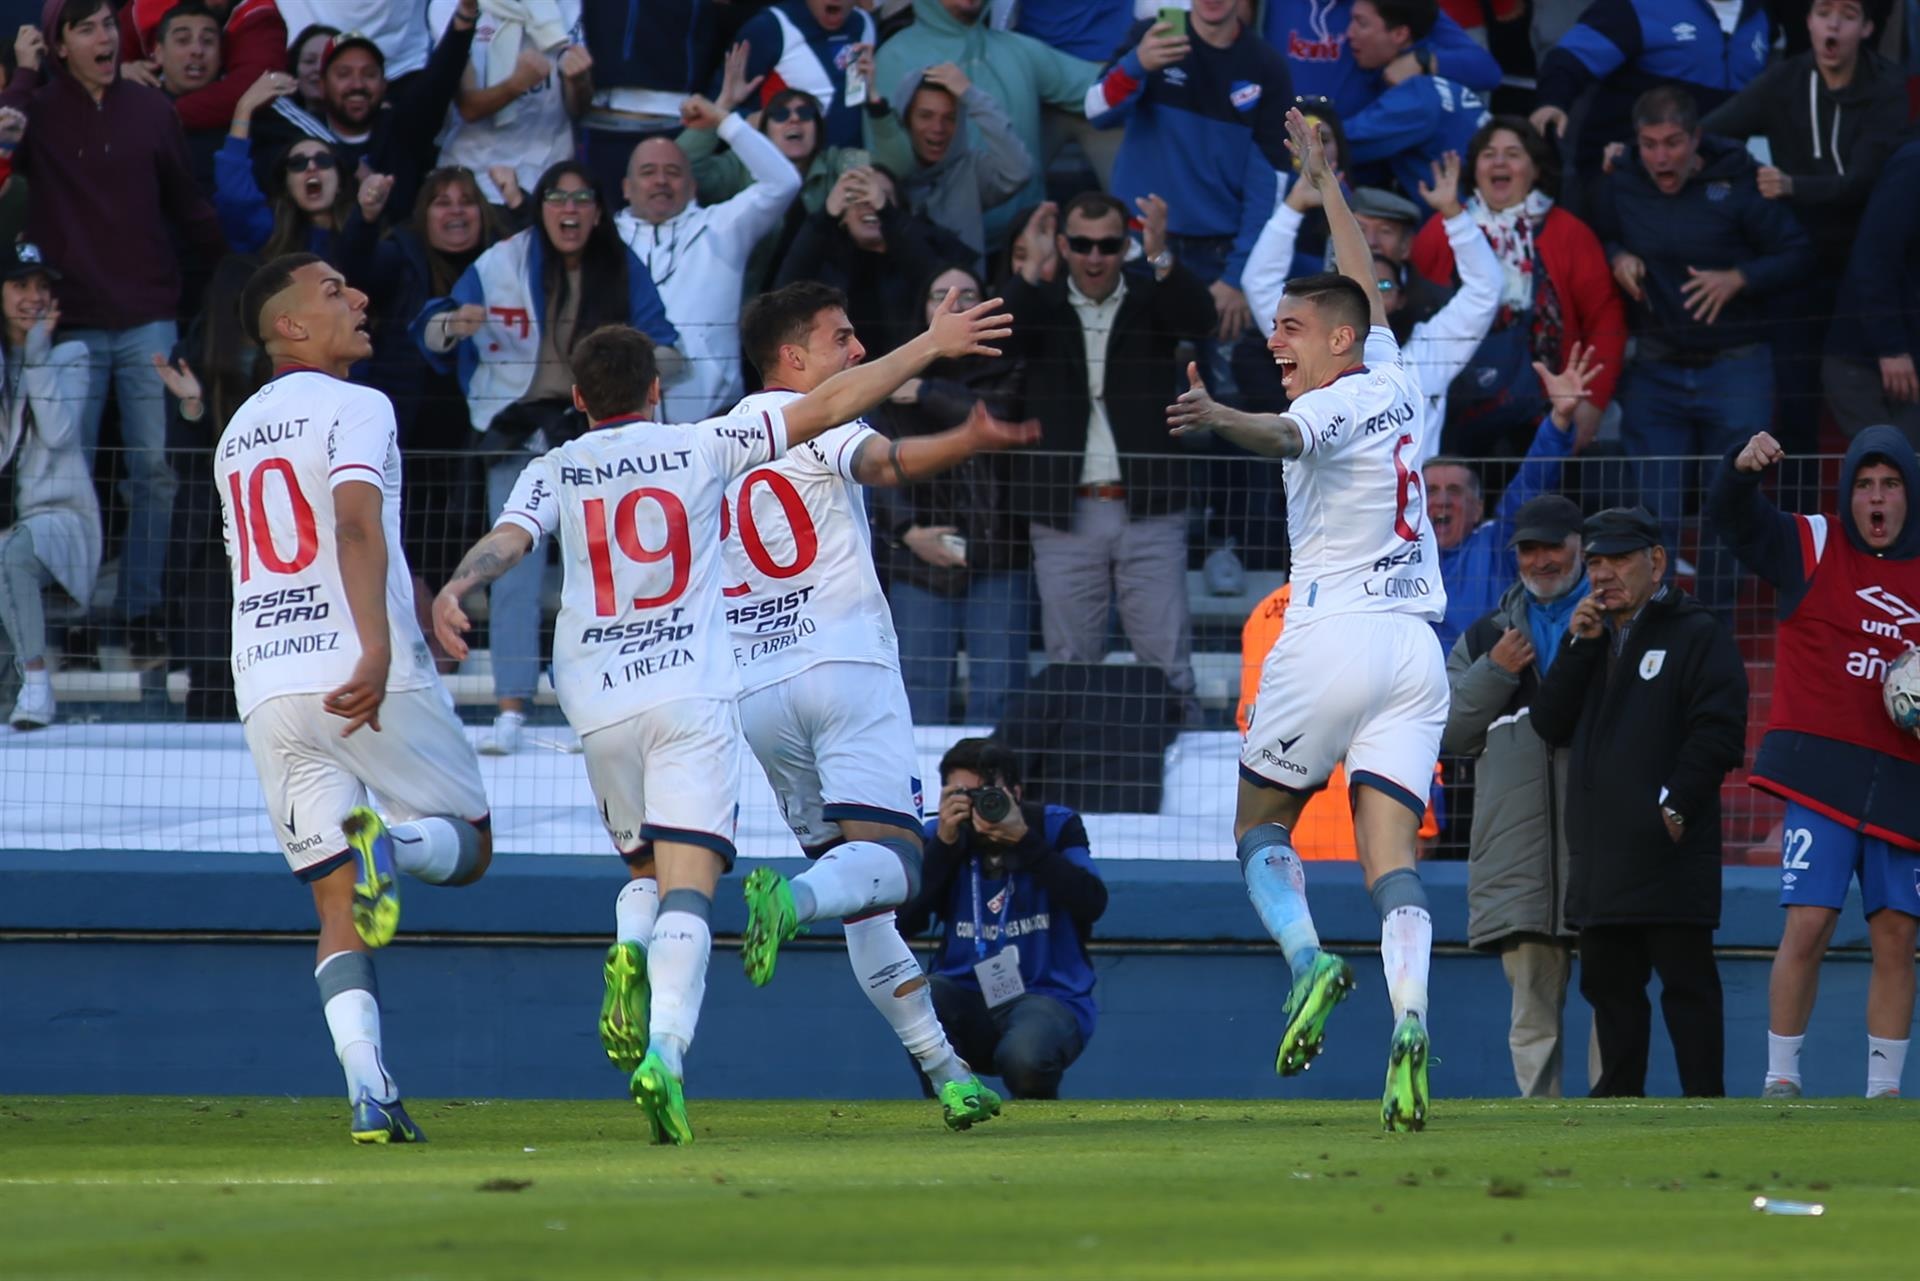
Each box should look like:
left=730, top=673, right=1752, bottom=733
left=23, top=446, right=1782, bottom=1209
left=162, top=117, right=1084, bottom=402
left=1529, top=506, right=1747, bottom=1097
left=1441, top=493, right=1593, bottom=1097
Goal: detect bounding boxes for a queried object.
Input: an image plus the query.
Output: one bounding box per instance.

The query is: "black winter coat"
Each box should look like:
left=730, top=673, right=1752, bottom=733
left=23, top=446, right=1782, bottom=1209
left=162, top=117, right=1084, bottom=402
left=1529, top=587, right=1748, bottom=928
left=1003, top=266, right=1216, bottom=527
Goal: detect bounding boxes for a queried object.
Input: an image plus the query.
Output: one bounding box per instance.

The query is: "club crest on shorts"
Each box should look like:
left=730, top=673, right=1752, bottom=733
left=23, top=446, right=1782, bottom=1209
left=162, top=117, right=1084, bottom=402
left=1639, top=650, right=1666, bottom=680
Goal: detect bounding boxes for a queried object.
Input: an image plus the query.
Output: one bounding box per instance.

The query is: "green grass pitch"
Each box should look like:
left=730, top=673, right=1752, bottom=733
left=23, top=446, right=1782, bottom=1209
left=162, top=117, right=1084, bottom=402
left=1, top=1096, right=1910, bottom=1280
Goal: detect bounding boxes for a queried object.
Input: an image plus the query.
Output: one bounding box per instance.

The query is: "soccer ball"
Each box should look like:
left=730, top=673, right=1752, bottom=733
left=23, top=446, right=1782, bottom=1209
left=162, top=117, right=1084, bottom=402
left=1883, top=646, right=1920, bottom=736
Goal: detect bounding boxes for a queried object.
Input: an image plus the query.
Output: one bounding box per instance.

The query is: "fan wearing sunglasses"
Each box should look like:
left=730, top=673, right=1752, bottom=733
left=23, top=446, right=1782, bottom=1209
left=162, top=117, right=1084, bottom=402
left=1004, top=190, right=1216, bottom=713
left=214, top=120, right=356, bottom=260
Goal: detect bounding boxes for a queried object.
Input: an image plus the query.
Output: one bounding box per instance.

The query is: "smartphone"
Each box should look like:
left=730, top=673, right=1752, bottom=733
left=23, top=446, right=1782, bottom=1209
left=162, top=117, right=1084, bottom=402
left=938, top=533, right=969, bottom=565
left=1158, top=5, right=1188, bottom=35
left=840, top=147, right=871, bottom=173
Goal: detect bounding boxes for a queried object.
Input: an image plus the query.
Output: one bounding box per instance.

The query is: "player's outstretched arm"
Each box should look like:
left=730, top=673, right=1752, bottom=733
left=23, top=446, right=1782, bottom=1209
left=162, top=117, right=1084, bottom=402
left=1286, top=106, right=1388, bottom=332
left=328, top=481, right=392, bottom=737
left=850, top=401, right=1041, bottom=488
left=1167, top=361, right=1305, bottom=458
left=783, top=290, right=1014, bottom=447
left=433, top=524, right=537, bottom=661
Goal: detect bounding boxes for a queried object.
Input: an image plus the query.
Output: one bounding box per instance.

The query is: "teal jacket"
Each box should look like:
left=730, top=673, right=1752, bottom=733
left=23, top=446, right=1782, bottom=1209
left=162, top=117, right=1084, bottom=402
left=873, top=0, right=1098, bottom=247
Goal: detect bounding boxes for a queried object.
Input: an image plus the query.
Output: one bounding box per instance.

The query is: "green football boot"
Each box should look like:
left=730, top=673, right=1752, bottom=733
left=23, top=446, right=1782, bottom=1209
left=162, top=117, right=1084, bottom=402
left=939, top=1076, right=1004, bottom=1132
left=599, top=942, right=650, bottom=1074
left=1274, top=950, right=1354, bottom=1076
left=343, top=807, right=399, bottom=949
left=741, top=867, right=801, bottom=987
left=1381, top=1013, right=1431, bottom=1132
left=630, top=1051, right=693, bottom=1145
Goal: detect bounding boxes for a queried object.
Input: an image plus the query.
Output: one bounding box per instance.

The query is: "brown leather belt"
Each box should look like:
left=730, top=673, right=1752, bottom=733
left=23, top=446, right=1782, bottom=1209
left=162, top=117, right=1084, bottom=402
left=1077, top=484, right=1126, bottom=500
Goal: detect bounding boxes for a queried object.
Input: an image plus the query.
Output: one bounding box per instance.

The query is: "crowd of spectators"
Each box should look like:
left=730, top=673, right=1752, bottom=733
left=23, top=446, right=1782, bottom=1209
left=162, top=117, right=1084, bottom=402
left=0, top=0, right=1915, bottom=759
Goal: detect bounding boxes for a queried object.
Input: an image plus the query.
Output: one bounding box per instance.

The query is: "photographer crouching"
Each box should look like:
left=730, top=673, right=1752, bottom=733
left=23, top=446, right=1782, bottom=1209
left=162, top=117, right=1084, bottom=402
left=897, top=738, right=1108, bottom=1099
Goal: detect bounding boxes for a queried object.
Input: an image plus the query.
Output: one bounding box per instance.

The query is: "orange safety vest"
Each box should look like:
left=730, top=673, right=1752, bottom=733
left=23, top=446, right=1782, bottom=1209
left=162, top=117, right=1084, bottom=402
left=1238, top=585, right=1440, bottom=858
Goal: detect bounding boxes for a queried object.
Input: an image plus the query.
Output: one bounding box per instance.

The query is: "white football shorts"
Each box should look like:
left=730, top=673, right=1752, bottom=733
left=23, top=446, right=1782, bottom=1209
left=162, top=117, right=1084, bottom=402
left=1240, top=611, right=1448, bottom=818
left=738, top=660, right=924, bottom=851
left=580, top=695, right=743, bottom=869
left=243, top=684, right=489, bottom=880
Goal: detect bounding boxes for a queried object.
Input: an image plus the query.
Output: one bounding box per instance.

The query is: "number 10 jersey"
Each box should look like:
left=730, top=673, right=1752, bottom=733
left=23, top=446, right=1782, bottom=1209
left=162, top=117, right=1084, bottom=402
left=499, top=406, right=790, bottom=737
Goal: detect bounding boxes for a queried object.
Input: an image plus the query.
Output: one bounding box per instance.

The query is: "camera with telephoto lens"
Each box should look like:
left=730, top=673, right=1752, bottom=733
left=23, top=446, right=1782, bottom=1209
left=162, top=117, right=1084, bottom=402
left=966, top=785, right=1013, bottom=824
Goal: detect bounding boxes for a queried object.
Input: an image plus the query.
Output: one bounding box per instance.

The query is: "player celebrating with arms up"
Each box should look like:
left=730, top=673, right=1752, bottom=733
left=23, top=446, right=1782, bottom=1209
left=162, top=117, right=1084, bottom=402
left=724, top=281, right=1037, bottom=1132
left=1168, top=108, right=1450, bottom=1131
left=220, top=254, right=495, bottom=1145
left=431, top=295, right=1014, bottom=1144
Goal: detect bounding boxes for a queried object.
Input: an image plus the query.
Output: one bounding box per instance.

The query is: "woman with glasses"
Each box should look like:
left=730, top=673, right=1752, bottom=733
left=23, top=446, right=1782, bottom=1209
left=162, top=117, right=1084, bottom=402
left=870, top=262, right=1032, bottom=724
left=1410, top=116, right=1626, bottom=456
left=414, top=160, right=680, bottom=754
left=676, top=87, right=862, bottom=297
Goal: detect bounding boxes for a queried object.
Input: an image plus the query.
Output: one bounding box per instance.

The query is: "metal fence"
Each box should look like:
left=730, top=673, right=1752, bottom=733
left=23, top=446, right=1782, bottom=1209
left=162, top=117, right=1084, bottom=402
left=0, top=443, right=1820, bottom=865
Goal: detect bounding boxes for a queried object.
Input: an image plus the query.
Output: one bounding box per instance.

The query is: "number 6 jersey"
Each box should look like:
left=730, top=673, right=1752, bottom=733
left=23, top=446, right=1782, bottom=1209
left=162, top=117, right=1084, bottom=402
left=498, top=405, right=790, bottom=736
left=218, top=370, right=438, bottom=719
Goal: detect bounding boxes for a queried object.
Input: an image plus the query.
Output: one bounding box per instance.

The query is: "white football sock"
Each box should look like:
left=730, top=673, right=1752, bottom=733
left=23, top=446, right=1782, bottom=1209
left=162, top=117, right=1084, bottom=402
left=1867, top=1036, right=1907, bottom=1098
left=790, top=841, right=910, bottom=924
left=845, top=912, right=970, bottom=1089
left=387, top=816, right=482, bottom=884
left=615, top=877, right=660, bottom=946
left=1766, top=1031, right=1804, bottom=1087
left=647, top=909, right=711, bottom=1078
left=1381, top=906, right=1432, bottom=1025
left=316, top=953, right=396, bottom=1104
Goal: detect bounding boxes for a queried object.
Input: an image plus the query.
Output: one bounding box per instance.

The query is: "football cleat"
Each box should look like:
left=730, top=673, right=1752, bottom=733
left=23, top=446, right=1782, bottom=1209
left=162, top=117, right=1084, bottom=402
left=599, top=942, right=651, bottom=1073
left=740, top=867, right=801, bottom=987
left=939, top=1076, right=1004, bottom=1132
left=343, top=807, right=399, bottom=948
left=350, top=1094, right=426, bottom=1144
left=1275, top=951, right=1354, bottom=1076
left=630, top=1050, right=693, bottom=1146
left=1381, top=1013, right=1430, bottom=1132
left=1761, top=1078, right=1802, bottom=1100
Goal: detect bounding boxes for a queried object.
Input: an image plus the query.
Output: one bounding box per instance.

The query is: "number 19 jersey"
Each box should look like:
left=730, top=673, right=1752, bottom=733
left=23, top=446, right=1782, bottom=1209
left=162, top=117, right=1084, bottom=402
left=722, top=389, right=899, bottom=694
left=1281, top=328, right=1446, bottom=626
left=218, top=370, right=437, bottom=720
left=499, top=406, right=789, bottom=737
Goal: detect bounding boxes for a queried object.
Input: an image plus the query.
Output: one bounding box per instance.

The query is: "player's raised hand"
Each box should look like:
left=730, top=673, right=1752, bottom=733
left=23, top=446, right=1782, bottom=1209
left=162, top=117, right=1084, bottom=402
left=1284, top=106, right=1332, bottom=188
left=963, top=400, right=1040, bottom=452
left=432, top=586, right=475, bottom=661
left=1734, top=430, right=1785, bottom=473
left=926, top=288, right=1012, bottom=359
left=1167, top=361, right=1224, bottom=436
left=1534, top=342, right=1604, bottom=429
left=325, top=654, right=387, bottom=737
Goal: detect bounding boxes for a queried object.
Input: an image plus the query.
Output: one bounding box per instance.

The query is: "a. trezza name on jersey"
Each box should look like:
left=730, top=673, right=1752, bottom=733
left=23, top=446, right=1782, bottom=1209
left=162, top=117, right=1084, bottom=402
left=237, top=584, right=330, bottom=629
left=559, top=450, right=694, bottom=486
left=221, top=418, right=310, bottom=460
left=234, top=630, right=340, bottom=672
left=602, top=644, right=697, bottom=690
left=579, top=607, right=695, bottom=655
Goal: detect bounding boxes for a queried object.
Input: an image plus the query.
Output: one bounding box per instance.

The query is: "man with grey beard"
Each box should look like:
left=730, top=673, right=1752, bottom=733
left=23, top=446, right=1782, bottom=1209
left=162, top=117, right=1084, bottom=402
left=1439, top=494, right=1593, bottom=1097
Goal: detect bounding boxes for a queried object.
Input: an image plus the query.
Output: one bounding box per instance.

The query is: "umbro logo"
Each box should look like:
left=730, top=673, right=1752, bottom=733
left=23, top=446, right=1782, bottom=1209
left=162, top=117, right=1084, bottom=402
left=1277, top=733, right=1303, bottom=753
left=1672, top=21, right=1697, bottom=40
left=1857, top=586, right=1920, bottom=629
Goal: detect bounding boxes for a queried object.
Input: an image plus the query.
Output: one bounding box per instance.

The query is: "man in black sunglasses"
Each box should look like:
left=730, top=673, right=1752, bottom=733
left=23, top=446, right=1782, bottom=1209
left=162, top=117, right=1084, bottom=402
left=1005, top=190, right=1215, bottom=719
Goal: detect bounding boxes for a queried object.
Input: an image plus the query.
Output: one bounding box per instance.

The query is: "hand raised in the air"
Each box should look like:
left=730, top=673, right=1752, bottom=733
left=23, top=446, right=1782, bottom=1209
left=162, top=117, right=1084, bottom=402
left=1734, top=430, right=1785, bottom=473
left=925, top=288, right=1013, bottom=360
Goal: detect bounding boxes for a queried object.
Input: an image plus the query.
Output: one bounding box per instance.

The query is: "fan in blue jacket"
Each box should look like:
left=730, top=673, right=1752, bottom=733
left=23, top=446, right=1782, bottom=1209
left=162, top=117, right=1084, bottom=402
left=1262, top=0, right=1500, bottom=119
left=1340, top=0, right=1489, bottom=212
left=1533, top=0, right=1772, bottom=168
left=1824, top=132, right=1920, bottom=441
left=733, top=0, right=879, bottom=149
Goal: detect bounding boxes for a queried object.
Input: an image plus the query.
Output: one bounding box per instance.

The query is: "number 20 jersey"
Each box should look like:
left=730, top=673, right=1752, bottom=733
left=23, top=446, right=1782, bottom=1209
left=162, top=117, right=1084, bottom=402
left=1279, top=327, right=1446, bottom=627
left=499, top=406, right=789, bottom=736
left=722, top=389, right=899, bottom=695
left=217, top=370, right=438, bottom=720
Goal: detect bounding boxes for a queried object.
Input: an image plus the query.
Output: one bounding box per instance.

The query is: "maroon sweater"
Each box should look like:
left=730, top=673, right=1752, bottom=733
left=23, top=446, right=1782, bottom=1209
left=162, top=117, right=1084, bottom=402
left=1, top=66, right=226, bottom=329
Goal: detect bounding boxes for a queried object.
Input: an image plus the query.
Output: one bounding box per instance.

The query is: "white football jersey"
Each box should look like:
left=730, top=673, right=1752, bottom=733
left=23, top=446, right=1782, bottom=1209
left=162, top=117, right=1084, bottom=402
left=722, top=389, right=899, bottom=693
left=218, top=370, right=437, bottom=720
left=1281, top=328, right=1446, bottom=625
left=499, top=405, right=789, bottom=736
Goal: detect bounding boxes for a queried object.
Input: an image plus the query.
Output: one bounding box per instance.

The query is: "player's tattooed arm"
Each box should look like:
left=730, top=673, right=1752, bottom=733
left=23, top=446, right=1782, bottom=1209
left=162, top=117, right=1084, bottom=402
left=432, top=525, right=536, bottom=661
left=1166, top=361, right=1305, bottom=458
left=848, top=402, right=1040, bottom=487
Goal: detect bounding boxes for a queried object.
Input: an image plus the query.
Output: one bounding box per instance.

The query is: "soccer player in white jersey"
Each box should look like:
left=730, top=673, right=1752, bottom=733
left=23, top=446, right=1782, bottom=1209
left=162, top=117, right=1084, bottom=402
left=1168, top=109, right=1451, bottom=1131
left=721, top=281, right=1038, bottom=1131
left=430, top=298, right=1015, bottom=1144
left=219, top=254, right=494, bottom=1145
